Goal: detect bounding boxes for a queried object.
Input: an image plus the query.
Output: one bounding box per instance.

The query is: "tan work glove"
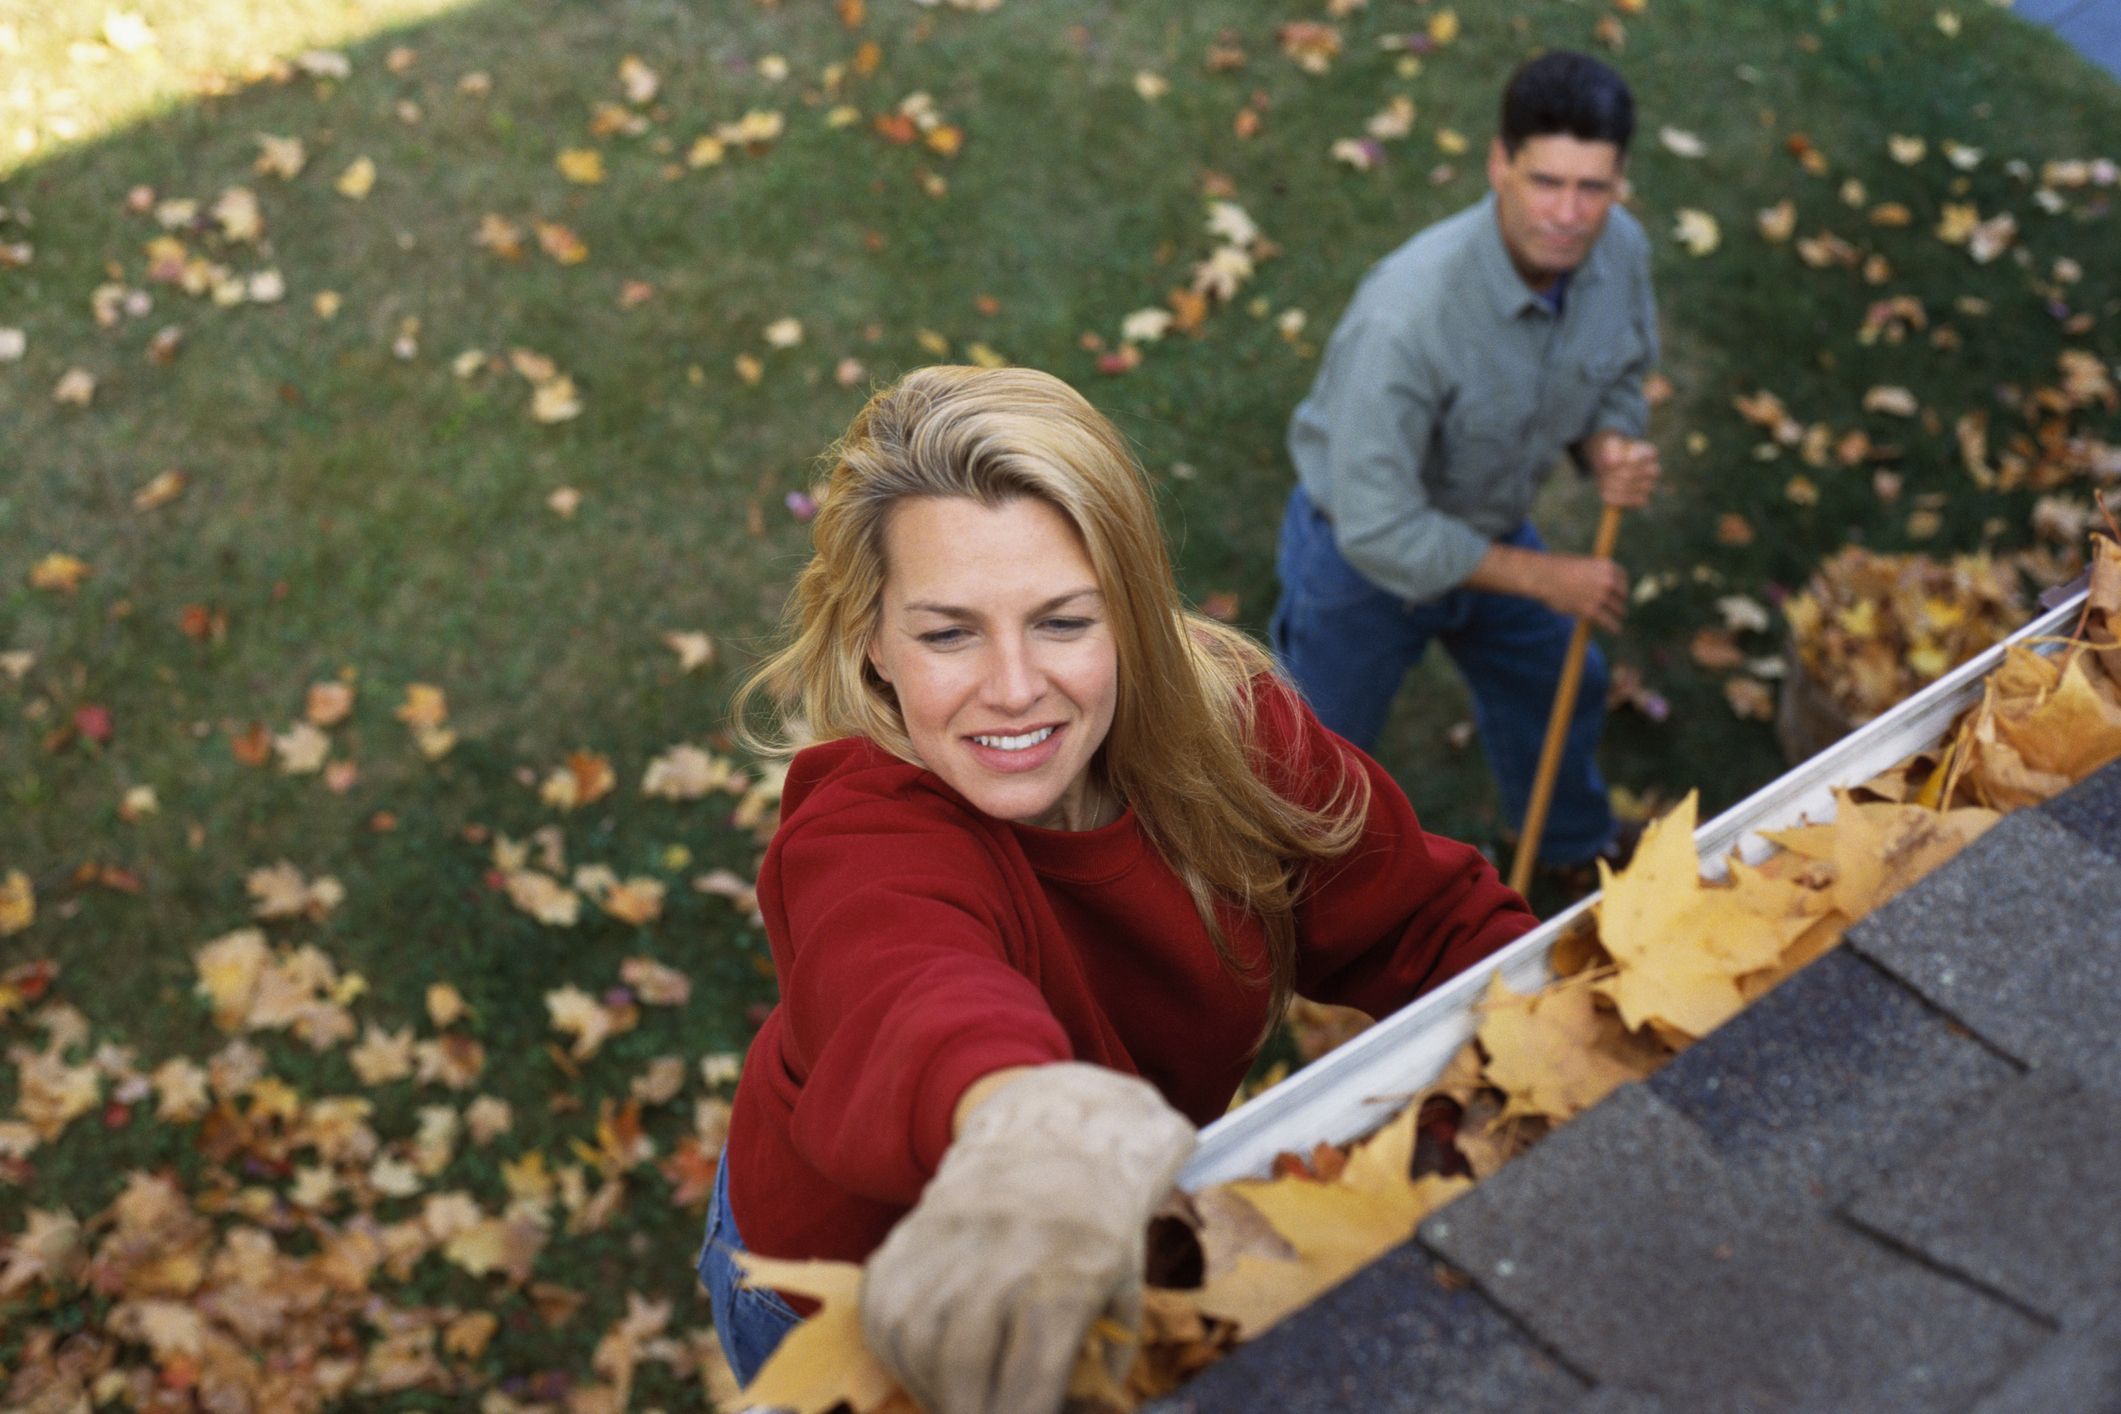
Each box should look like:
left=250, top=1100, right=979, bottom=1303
left=859, top=1062, right=1196, bottom=1414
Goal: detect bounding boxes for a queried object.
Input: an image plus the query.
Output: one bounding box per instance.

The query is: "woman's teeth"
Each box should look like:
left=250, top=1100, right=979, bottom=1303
left=972, top=727, right=1055, bottom=752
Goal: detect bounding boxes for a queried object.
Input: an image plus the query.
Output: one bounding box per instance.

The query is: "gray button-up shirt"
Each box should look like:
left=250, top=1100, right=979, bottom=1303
left=1288, top=193, right=1658, bottom=604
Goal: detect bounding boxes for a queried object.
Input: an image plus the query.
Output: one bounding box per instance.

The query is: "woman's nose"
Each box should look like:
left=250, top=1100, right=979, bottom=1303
left=981, top=640, right=1043, bottom=712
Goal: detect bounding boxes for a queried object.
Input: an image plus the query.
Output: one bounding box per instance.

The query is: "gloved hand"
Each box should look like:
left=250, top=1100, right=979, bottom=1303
left=859, top=1062, right=1197, bottom=1414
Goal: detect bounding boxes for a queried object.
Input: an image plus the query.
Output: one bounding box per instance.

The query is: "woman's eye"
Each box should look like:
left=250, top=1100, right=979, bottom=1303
left=918, top=628, right=968, bottom=647
left=1042, top=617, right=1092, bottom=634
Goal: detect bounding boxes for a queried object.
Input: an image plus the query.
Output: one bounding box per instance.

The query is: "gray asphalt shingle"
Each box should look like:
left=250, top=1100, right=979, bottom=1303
left=1143, top=1243, right=1587, bottom=1413
left=1645, top=946, right=2016, bottom=1207
left=1416, top=1085, right=2044, bottom=1411
left=1842, top=1068, right=2121, bottom=1325
left=2042, top=756, right=2121, bottom=863
left=1845, top=809, right=2121, bottom=1094
left=1970, top=1293, right=2121, bottom=1414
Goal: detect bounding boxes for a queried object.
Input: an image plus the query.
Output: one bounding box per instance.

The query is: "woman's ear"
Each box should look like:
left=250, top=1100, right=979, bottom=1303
left=866, top=634, right=891, bottom=685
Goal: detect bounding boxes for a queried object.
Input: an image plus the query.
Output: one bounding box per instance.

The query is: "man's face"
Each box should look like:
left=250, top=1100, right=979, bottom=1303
left=1487, top=134, right=1625, bottom=287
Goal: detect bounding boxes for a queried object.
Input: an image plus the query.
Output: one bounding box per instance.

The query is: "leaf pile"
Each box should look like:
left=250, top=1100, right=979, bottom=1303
left=733, top=535, right=2121, bottom=1412
left=1783, top=546, right=2026, bottom=722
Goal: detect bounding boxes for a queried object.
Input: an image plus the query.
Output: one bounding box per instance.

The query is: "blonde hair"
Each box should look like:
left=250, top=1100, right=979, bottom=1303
left=735, top=366, right=1370, bottom=1023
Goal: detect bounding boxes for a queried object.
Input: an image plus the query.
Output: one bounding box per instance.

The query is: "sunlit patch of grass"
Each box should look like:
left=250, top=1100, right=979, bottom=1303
left=0, top=0, right=482, bottom=176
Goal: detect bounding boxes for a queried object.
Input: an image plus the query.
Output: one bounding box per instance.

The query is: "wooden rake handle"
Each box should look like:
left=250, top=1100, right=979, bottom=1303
left=1507, top=502, right=1625, bottom=897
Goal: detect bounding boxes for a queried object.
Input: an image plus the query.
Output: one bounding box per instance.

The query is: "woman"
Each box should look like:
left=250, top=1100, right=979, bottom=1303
left=700, top=366, right=1535, bottom=1412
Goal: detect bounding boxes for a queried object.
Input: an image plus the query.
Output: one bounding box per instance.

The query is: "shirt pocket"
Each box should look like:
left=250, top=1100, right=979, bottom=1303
left=1574, top=330, right=1646, bottom=401
left=1435, top=404, right=1523, bottom=504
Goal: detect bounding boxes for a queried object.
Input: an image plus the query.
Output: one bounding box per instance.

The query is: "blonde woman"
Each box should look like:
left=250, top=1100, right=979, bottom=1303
left=701, top=366, right=1534, bottom=1412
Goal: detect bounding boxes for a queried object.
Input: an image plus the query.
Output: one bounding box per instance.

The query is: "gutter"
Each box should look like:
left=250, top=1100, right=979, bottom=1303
left=1182, top=585, right=2092, bottom=1191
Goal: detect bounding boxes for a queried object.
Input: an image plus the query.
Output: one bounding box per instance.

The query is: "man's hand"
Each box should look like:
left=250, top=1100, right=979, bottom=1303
left=861, top=1064, right=1196, bottom=1414
left=1538, top=553, right=1628, bottom=632
left=1465, top=542, right=1628, bottom=631
left=1585, top=431, right=1660, bottom=510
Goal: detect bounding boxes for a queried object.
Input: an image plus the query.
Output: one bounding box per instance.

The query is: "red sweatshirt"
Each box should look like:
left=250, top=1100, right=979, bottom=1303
left=726, top=679, right=1534, bottom=1266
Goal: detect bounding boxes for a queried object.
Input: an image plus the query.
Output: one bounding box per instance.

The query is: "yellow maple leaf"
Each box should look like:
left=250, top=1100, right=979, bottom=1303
left=28, top=553, right=90, bottom=592
left=530, top=375, right=583, bottom=424
left=535, top=220, right=589, bottom=265
left=735, top=1255, right=912, bottom=1414
left=305, top=681, right=354, bottom=726
left=547, top=984, right=619, bottom=1059
left=395, top=683, right=449, bottom=729
left=1592, top=794, right=1824, bottom=1044
left=0, top=870, right=33, bottom=935
left=1762, top=791, right=1998, bottom=924
left=273, top=721, right=331, bottom=774
left=1476, top=971, right=1666, bottom=1122
left=194, top=927, right=270, bottom=1029
left=150, top=1057, right=210, bottom=1122
left=1993, top=646, right=2121, bottom=783
left=131, top=468, right=188, bottom=511
left=246, top=861, right=344, bottom=921
left=556, top=147, right=606, bottom=184
left=335, top=157, right=377, bottom=199
left=16, top=1053, right=102, bottom=1139
left=443, top=1216, right=545, bottom=1281
left=508, top=869, right=581, bottom=926
left=599, top=877, right=665, bottom=926
left=1672, top=208, right=1721, bottom=256
left=349, top=1023, right=417, bottom=1085
left=1194, top=1099, right=1471, bottom=1336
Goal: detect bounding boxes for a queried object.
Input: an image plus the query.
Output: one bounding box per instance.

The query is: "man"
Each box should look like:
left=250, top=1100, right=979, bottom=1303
left=1270, top=49, right=1660, bottom=877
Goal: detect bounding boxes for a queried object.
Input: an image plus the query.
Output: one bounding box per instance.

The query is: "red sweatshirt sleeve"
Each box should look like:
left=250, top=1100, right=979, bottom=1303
left=768, top=783, right=1074, bottom=1207
left=1253, top=681, right=1538, bottom=1017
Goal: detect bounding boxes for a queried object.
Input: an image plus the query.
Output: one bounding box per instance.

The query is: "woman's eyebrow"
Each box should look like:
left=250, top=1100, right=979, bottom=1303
left=901, top=587, right=1103, bottom=618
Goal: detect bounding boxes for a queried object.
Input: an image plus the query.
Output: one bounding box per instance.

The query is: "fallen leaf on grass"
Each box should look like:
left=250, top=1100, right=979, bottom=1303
left=620, top=957, right=692, bottom=1006
left=540, top=751, right=615, bottom=810
left=0, top=872, right=34, bottom=936
left=1672, top=208, right=1721, bottom=256
left=273, top=722, right=331, bottom=774
left=506, top=870, right=581, bottom=926
left=246, top=863, right=344, bottom=922
left=662, top=631, right=715, bottom=672
left=306, top=681, right=354, bottom=726
left=535, top=220, right=588, bottom=265
left=547, top=985, right=631, bottom=1059
left=1659, top=125, right=1707, bottom=158
left=597, top=877, right=665, bottom=926
left=1862, top=385, right=1918, bottom=417
left=131, top=468, right=188, bottom=510
left=335, top=158, right=376, bottom=199
left=29, top=554, right=90, bottom=592
left=556, top=148, right=605, bottom=184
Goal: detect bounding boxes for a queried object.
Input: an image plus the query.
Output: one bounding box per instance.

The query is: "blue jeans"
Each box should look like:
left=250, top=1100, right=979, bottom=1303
left=1270, top=487, right=1615, bottom=867
left=699, top=1157, right=802, bottom=1386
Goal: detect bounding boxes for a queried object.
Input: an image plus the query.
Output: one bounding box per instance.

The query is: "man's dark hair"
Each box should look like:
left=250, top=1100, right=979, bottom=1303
left=1498, top=50, right=1635, bottom=156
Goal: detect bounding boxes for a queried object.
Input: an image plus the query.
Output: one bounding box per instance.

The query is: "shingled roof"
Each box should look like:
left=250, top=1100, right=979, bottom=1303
left=1153, top=758, right=2121, bottom=1413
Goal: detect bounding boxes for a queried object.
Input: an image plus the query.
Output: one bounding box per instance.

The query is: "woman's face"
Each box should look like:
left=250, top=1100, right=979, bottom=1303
left=867, top=494, right=1119, bottom=831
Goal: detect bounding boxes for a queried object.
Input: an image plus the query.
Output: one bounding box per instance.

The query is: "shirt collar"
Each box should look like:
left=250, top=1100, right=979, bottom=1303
left=1477, top=191, right=1608, bottom=321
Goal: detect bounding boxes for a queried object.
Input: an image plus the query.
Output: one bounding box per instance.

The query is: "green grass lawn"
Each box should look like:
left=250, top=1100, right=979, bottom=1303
left=3, top=0, right=2118, bottom=1405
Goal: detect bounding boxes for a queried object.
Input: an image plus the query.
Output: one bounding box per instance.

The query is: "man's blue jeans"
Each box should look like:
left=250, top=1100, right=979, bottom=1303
left=1269, top=487, right=1615, bottom=867
left=699, top=1156, right=801, bottom=1387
